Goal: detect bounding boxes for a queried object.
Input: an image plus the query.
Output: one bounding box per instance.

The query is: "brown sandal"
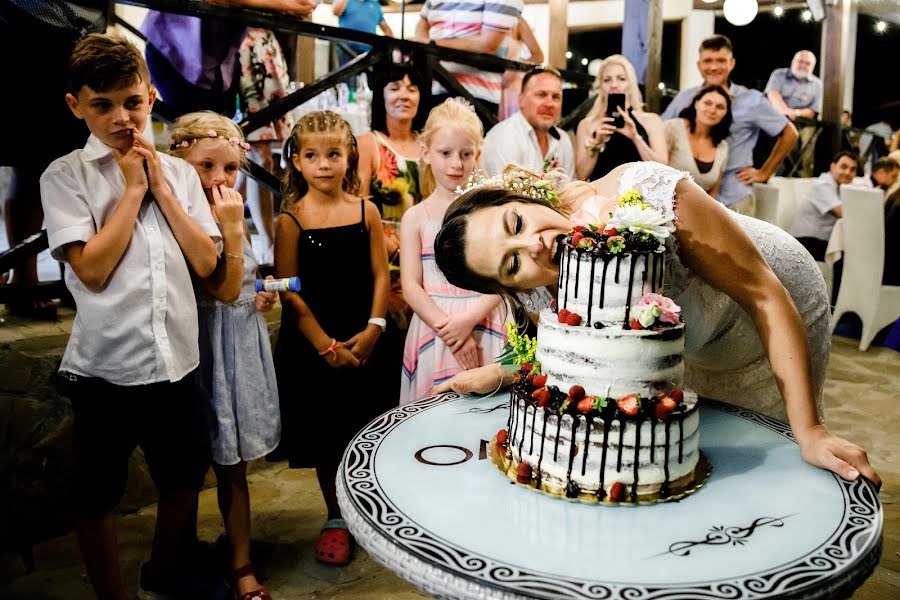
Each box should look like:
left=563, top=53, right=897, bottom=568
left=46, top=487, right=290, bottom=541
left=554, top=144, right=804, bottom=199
left=232, top=563, right=272, bottom=600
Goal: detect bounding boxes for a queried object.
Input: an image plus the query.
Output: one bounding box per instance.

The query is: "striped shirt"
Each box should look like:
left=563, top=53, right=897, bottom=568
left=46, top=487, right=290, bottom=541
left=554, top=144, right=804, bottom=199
left=420, top=0, right=523, bottom=104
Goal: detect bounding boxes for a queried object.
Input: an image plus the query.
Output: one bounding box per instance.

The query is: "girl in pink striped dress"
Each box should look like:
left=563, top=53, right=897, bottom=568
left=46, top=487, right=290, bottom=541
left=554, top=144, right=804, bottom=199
left=399, top=99, right=507, bottom=404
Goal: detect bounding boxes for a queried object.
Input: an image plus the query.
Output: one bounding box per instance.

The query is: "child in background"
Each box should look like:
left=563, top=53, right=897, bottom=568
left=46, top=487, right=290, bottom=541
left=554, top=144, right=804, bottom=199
left=40, top=34, right=219, bottom=599
left=168, top=111, right=279, bottom=600
left=399, top=99, right=506, bottom=404
left=273, top=111, right=391, bottom=566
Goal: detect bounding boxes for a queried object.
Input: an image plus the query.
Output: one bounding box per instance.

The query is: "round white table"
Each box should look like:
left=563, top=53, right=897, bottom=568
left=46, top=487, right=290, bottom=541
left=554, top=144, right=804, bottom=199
left=337, top=393, right=882, bottom=599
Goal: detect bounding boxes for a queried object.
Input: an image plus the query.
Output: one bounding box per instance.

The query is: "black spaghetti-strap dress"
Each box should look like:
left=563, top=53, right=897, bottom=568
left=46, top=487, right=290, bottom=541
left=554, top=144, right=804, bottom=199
left=272, top=201, right=393, bottom=469
left=589, top=107, right=650, bottom=179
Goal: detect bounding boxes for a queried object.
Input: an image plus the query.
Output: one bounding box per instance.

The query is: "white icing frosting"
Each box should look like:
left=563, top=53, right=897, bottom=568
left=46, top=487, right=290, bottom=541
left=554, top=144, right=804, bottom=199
left=536, top=309, right=684, bottom=398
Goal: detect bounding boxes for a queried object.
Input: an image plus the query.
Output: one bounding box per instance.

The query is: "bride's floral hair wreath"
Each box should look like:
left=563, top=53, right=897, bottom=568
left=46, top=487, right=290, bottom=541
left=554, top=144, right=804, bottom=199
left=456, top=165, right=566, bottom=206
left=169, top=130, right=251, bottom=152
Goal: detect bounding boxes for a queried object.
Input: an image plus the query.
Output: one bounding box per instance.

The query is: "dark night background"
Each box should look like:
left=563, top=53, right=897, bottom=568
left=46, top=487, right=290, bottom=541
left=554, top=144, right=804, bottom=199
left=565, top=8, right=900, bottom=131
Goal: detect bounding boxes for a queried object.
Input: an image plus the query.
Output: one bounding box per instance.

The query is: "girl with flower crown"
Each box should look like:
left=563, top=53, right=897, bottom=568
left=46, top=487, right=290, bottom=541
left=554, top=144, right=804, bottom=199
left=432, top=161, right=881, bottom=491
left=399, top=99, right=507, bottom=404
left=168, top=111, right=279, bottom=600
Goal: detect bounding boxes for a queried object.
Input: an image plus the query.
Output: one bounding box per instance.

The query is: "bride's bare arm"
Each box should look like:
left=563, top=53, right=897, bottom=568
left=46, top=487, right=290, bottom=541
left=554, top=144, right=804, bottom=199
left=673, top=179, right=880, bottom=487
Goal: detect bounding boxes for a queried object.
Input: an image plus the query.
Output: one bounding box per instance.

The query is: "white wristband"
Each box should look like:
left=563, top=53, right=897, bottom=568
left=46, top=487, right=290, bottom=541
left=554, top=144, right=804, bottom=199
left=368, top=317, right=387, bottom=331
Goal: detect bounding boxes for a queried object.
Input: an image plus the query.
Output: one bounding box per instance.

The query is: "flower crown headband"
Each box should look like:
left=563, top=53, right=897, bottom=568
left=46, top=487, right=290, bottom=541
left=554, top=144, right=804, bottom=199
left=170, top=129, right=251, bottom=152
left=456, top=166, right=560, bottom=205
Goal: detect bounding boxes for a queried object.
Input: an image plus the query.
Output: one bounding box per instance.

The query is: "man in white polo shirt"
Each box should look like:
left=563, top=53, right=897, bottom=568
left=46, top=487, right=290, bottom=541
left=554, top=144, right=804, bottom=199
left=791, top=151, right=859, bottom=261
left=481, top=66, right=575, bottom=178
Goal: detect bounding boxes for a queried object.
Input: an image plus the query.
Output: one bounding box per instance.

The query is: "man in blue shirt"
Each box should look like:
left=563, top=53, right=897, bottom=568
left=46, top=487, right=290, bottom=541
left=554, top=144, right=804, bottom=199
left=765, top=50, right=823, bottom=176
left=333, top=0, right=394, bottom=66
left=663, top=35, right=798, bottom=216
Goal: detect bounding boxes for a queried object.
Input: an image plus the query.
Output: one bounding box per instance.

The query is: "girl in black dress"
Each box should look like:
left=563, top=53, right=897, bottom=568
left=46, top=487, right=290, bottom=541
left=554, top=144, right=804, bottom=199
left=273, top=111, right=391, bottom=565
left=574, top=54, right=668, bottom=180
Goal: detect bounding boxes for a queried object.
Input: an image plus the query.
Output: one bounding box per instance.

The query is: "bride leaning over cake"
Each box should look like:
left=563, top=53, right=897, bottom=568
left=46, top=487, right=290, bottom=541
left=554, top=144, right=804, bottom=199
left=432, top=161, right=880, bottom=487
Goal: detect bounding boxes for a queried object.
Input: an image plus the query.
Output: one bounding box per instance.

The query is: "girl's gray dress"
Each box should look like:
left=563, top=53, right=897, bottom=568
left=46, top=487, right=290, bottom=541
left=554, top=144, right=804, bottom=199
left=198, top=236, right=280, bottom=465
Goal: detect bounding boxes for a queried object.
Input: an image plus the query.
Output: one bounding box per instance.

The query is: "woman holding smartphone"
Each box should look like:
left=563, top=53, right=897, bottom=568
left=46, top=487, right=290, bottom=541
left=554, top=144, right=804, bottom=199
left=575, top=54, right=667, bottom=180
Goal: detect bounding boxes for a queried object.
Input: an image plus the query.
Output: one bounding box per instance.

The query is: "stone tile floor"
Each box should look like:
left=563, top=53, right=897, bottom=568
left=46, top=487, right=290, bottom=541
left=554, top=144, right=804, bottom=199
left=0, top=330, right=896, bottom=599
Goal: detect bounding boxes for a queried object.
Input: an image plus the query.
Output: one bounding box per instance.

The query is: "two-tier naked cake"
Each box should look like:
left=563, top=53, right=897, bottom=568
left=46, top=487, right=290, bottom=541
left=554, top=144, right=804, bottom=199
left=495, top=189, right=701, bottom=504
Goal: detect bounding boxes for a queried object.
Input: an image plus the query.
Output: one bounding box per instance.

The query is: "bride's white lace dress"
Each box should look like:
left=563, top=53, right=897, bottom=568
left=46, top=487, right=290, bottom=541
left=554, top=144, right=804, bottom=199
left=618, top=162, right=829, bottom=421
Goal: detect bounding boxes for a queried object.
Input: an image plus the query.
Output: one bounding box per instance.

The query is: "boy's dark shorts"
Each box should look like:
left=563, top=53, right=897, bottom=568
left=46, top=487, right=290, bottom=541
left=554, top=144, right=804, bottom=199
left=68, top=370, right=211, bottom=518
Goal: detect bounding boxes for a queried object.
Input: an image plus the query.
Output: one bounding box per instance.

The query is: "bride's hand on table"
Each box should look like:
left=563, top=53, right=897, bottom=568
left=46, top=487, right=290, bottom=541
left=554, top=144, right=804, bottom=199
left=431, top=363, right=508, bottom=396
left=796, top=424, right=881, bottom=489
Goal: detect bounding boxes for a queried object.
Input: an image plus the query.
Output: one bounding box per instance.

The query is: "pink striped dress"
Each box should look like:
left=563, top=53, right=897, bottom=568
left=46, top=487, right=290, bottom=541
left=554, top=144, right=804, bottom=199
left=399, top=217, right=508, bottom=405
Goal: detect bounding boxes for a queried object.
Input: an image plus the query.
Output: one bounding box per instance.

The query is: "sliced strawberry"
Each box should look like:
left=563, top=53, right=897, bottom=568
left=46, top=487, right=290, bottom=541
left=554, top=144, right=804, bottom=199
left=521, top=362, right=533, bottom=373
left=513, top=373, right=522, bottom=383
left=655, top=396, right=676, bottom=420
left=670, top=388, right=684, bottom=404
left=496, top=429, right=508, bottom=446
left=572, top=225, right=586, bottom=233
left=536, top=392, right=552, bottom=408
left=565, top=312, right=582, bottom=326
left=608, top=481, right=625, bottom=502
left=516, top=462, right=533, bottom=484
left=617, top=393, right=640, bottom=416
left=603, top=226, right=618, bottom=236
left=532, top=374, right=548, bottom=388
left=629, top=319, right=643, bottom=330
left=577, top=396, right=595, bottom=414
left=571, top=232, right=584, bottom=247
left=557, top=308, right=571, bottom=323
left=568, top=385, right=586, bottom=401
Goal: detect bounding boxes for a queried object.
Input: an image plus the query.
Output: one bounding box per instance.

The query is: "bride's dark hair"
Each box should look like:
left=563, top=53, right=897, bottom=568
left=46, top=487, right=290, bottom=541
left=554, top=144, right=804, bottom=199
left=435, top=187, right=565, bottom=314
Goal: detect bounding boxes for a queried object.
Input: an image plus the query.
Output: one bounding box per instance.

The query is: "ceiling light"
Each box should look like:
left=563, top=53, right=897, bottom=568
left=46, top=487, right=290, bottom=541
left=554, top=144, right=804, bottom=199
left=723, top=0, right=759, bottom=27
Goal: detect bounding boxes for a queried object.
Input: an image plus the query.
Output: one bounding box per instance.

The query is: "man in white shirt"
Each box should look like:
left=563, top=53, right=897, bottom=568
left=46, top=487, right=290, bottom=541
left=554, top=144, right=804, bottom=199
left=482, top=67, right=575, bottom=178
left=791, top=151, right=858, bottom=260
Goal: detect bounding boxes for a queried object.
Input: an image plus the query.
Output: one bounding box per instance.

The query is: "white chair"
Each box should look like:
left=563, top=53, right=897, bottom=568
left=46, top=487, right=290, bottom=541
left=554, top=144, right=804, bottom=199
left=752, top=183, right=780, bottom=225
left=769, top=176, right=795, bottom=231
left=830, top=185, right=900, bottom=350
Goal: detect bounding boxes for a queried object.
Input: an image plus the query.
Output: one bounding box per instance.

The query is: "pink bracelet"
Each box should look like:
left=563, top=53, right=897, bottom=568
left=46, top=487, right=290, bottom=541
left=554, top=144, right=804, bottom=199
left=318, top=338, right=338, bottom=360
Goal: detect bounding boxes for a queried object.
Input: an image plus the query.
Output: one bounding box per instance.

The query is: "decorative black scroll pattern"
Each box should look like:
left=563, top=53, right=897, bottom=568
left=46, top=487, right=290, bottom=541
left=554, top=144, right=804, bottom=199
left=664, top=516, right=793, bottom=557
left=340, top=394, right=883, bottom=600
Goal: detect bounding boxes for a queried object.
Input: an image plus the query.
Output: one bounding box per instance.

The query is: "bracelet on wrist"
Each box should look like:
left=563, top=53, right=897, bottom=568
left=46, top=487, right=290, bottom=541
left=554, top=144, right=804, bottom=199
left=368, top=317, right=387, bottom=331
left=318, top=338, right=338, bottom=360
left=224, top=252, right=244, bottom=261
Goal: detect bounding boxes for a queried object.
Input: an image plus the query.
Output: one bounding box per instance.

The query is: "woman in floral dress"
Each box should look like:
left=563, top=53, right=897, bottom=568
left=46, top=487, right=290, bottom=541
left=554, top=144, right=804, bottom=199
left=238, top=27, right=295, bottom=264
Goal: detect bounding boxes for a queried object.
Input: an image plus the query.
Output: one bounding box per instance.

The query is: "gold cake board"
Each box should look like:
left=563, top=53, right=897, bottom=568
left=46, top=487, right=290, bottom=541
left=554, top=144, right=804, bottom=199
left=489, top=435, right=713, bottom=505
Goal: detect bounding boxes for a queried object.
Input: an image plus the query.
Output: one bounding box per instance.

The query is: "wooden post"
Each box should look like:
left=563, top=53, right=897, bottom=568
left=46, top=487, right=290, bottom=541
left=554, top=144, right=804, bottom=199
left=548, top=0, right=568, bottom=70
left=820, top=0, right=851, bottom=158
left=295, top=14, right=316, bottom=84
left=645, top=0, right=663, bottom=113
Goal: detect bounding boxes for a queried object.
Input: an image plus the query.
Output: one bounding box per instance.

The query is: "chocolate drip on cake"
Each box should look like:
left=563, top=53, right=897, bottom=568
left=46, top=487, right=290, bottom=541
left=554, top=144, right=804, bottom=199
left=535, top=409, right=549, bottom=488
left=597, top=418, right=611, bottom=499
left=586, top=255, right=597, bottom=325
left=650, top=416, right=656, bottom=463
left=563, top=251, right=572, bottom=309
left=553, top=413, right=563, bottom=461
left=599, top=257, right=610, bottom=308
left=632, top=419, right=642, bottom=502
left=509, top=390, right=518, bottom=446
left=614, top=255, right=622, bottom=284
left=678, top=417, right=684, bottom=463
left=662, top=420, right=671, bottom=497
left=529, top=404, right=537, bottom=454
left=574, top=250, right=581, bottom=299
left=581, top=415, right=592, bottom=476
left=623, top=255, right=639, bottom=328
left=657, top=253, right=665, bottom=290
left=565, top=416, right=580, bottom=497
left=616, top=417, right=625, bottom=472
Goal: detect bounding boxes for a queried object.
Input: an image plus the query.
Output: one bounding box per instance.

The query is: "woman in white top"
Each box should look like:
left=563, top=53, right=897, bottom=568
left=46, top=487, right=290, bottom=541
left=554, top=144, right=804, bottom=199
left=665, top=84, right=732, bottom=197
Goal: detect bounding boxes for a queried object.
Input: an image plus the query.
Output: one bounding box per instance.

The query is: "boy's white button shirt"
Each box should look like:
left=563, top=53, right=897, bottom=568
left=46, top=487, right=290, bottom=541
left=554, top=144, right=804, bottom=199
left=41, top=134, right=222, bottom=386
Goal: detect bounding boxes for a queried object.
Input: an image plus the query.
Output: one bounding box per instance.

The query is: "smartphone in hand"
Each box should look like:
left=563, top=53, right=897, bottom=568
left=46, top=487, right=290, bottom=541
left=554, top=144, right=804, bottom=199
left=607, top=93, right=626, bottom=128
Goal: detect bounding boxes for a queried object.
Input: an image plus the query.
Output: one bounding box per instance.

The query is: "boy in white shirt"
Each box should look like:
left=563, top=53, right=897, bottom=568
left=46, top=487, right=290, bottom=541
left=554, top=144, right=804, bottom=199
left=40, top=34, right=220, bottom=599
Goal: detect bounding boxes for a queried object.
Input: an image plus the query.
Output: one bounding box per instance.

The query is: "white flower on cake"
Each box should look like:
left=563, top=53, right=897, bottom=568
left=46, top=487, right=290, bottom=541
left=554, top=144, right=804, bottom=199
left=635, top=293, right=681, bottom=328
left=606, top=204, right=674, bottom=240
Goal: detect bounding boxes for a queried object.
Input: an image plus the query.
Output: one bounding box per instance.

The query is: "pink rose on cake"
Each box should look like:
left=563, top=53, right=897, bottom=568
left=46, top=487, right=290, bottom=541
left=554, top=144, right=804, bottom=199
left=635, top=293, right=681, bottom=328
